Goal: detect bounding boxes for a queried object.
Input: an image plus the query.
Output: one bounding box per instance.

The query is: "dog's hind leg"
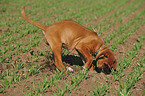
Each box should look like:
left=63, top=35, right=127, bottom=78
left=49, top=40, right=66, bottom=72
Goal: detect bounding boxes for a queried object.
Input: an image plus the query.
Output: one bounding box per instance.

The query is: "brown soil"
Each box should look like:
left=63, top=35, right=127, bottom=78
left=0, top=0, right=145, bottom=96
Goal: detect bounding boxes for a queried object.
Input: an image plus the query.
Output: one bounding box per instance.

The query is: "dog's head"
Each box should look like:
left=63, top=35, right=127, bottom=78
left=95, top=48, right=117, bottom=74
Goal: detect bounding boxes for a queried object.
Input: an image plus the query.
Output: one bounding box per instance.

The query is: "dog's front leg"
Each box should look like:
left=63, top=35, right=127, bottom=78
left=89, top=66, right=94, bottom=71
left=83, top=53, right=93, bottom=70
left=76, top=45, right=93, bottom=70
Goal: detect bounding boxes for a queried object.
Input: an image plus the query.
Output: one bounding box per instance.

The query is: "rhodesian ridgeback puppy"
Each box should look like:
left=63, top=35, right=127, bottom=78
left=21, top=7, right=117, bottom=73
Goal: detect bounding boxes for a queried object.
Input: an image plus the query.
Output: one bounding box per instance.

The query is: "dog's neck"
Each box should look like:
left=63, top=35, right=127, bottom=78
left=94, top=45, right=106, bottom=55
left=93, top=44, right=107, bottom=56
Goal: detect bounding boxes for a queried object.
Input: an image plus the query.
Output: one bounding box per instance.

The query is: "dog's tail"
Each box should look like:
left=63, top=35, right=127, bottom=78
left=21, top=7, right=46, bottom=31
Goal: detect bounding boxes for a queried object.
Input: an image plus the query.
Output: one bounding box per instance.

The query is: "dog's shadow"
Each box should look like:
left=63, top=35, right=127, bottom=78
left=62, top=55, right=112, bottom=74
left=62, top=55, right=84, bottom=66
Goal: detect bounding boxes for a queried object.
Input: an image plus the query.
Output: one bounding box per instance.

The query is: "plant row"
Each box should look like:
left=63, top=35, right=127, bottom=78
left=90, top=35, right=145, bottom=95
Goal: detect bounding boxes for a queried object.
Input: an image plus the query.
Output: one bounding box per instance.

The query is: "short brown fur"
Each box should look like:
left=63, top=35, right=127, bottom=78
left=21, top=7, right=117, bottom=73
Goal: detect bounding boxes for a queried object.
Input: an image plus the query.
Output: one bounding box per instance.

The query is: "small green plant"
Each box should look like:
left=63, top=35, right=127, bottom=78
left=52, top=69, right=88, bottom=95
left=23, top=76, right=51, bottom=96
left=116, top=60, right=144, bottom=96
left=90, top=82, right=109, bottom=96
left=0, top=0, right=145, bottom=95
left=23, top=69, right=66, bottom=96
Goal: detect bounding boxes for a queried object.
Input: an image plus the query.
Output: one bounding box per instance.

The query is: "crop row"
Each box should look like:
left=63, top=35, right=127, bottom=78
left=90, top=0, right=144, bottom=34
left=1, top=0, right=144, bottom=78
left=0, top=0, right=68, bottom=23
left=0, top=0, right=101, bottom=28
left=0, top=33, right=41, bottom=63
left=0, top=0, right=119, bottom=47
left=1, top=0, right=143, bottom=55
left=0, top=0, right=122, bottom=36
left=22, top=34, right=145, bottom=96
left=1, top=7, right=144, bottom=65
left=90, top=32, right=145, bottom=95
left=1, top=0, right=142, bottom=44
left=0, top=0, right=144, bottom=95
left=22, top=10, right=145, bottom=95
left=79, top=0, right=130, bottom=24
left=104, top=8, right=145, bottom=44
left=1, top=0, right=140, bottom=55
left=0, top=61, right=44, bottom=93
left=23, top=69, right=88, bottom=96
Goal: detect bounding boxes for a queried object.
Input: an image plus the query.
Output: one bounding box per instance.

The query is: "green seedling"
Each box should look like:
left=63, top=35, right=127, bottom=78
left=90, top=82, right=109, bottom=96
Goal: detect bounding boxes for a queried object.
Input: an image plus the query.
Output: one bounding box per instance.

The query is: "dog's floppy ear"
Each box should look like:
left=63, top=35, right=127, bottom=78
left=112, top=59, right=117, bottom=70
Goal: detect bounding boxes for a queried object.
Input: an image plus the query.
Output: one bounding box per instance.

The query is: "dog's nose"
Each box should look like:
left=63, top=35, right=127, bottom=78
left=103, top=68, right=111, bottom=74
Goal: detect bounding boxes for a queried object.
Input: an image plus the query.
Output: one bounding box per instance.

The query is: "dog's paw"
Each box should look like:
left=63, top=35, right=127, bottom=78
left=67, top=67, right=73, bottom=72
left=82, top=66, right=87, bottom=71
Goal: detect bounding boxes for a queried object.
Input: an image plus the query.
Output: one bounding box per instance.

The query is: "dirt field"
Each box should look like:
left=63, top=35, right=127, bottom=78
left=0, top=0, right=145, bottom=96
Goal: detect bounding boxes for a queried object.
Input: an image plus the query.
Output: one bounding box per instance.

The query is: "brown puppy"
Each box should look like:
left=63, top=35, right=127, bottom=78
left=21, top=7, right=117, bottom=73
